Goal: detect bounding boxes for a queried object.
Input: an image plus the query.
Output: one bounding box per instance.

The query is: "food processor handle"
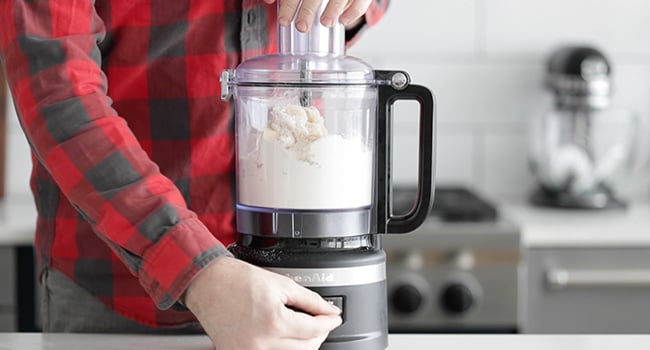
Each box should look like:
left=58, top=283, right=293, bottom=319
left=374, top=70, right=436, bottom=234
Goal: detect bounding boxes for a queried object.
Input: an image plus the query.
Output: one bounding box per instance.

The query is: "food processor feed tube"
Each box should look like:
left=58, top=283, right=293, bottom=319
left=221, top=1, right=436, bottom=349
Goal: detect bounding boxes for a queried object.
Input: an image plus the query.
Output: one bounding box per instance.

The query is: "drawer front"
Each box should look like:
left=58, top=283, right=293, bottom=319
left=0, top=247, right=15, bottom=306
left=526, top=247, right=650, bottom=333
left=0, top=312, right=16, bottom=332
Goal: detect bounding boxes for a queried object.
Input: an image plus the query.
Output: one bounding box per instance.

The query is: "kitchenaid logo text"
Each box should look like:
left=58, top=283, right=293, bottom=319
left=282, top=272, right=336, bottom=284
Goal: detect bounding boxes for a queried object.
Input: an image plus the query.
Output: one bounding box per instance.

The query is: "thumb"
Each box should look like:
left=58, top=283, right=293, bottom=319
left=284, top=283, right=341, bottom=316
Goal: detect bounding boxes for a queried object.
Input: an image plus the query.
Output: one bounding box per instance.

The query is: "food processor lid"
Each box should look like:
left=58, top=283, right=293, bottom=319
left=231, top=53, right=375, bottom=85
left=226, top=0, right=374, bottom=86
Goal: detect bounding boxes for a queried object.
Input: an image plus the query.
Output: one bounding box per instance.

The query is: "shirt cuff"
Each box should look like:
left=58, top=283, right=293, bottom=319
left=139, top=217, right=233, bottom=310
left=345, top=16, right=367, bottom=44
left=345, top=5, right=384, bottom=47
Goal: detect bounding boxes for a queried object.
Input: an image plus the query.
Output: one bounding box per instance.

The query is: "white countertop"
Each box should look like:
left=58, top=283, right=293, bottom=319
left=0, top=195, right=36, bottom=246
left=501, top=199, right=650, bottom=248
left=1, top=333, right=649, bottom=350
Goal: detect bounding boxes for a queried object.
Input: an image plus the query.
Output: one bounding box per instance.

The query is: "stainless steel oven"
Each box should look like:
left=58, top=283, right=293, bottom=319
left=383, top=187, right=524, bottom=333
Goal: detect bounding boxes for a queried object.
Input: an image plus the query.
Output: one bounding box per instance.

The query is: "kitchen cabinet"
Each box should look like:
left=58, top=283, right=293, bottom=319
left=502, top=200, right=650, bottom=333
left=525, top=247, right=650, bottom=333
left=0, top=247, right=16, bottom=331
left=0, top=245, right=37, bottom=332
left=0, top=197, right=40, bottom=332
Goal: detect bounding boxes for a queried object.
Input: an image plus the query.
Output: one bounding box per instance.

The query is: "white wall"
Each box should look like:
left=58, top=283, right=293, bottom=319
left=4, top=0, right=650, bottom=200
left=349, top=0, right=650, bottom=200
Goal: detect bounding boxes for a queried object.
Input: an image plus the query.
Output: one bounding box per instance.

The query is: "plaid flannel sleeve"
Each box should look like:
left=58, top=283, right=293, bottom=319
left=346, top=0, right=390, bottom=45
left=0, top=1, right=231, bottom=309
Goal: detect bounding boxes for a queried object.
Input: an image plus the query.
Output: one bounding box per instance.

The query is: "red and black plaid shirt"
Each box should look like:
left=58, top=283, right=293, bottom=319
left=0, top=0, right=387, bottom=328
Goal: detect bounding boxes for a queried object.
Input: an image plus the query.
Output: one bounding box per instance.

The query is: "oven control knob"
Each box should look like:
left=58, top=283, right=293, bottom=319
left=439, top=283, right=474, bottom=315
left=391, top=284, right=423, bottom=314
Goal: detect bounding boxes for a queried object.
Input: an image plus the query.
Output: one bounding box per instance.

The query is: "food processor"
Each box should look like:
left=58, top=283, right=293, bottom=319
left=220, top=2, right=436, bottom=349
left=529, top=45, right=647, bottom=209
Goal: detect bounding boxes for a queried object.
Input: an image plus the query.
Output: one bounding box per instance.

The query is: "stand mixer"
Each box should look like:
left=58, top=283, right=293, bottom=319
left=220, top=2, right=436, bottom=349
left=529, top=45, right=647, bottom=209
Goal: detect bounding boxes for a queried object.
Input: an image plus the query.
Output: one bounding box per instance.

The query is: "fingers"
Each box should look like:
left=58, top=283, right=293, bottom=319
left=283, top=281, right=342, bottom=316
left=321, top=0, right=349, bottom=27
left=295, top=0, right=325, bottom=32
left=282, top=308, right=343, bottom=339
left=340, top=0, right=372, bottom=27
left=276, top=0, right=371, bottom=32
left=277, top=0, right=303, bottom=27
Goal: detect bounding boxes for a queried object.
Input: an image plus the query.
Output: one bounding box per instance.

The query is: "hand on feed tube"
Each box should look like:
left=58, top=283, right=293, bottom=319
left=263, top=0, right=371, bottom=32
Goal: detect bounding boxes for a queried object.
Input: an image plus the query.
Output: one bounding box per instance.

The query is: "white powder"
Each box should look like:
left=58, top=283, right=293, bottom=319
left=268, top=105, right=327, bottom=148
left=238, top=105, right=372, bottom=209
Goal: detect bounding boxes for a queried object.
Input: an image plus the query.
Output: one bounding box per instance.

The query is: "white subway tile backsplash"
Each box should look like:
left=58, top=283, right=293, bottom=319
left=372, top=60, right=545, bottom=125
left=4, top=94, right=33, bottom=197
left=434, top=126, right=479, bottom=187
left=611, top=63, right=650, bottom=125
left=610, top=63, right=650, bottom=200
left=392, top=126, right=420, bottom=186
left=348, top=0, right=476, bottom=57
left=480, top=126, right=536, bottom=198
left=393, top=122, right=477, bottom=188
left=484, top=0, right=650, bottom=55
left=2, top=0, right=649, bottom=203
left=7, top=128, right=32, bottom=197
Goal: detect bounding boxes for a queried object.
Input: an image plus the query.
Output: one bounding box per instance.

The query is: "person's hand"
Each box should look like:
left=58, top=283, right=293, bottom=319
left=184, top=256, right=343, bottom=350
left=263, top=0, right=371, bottom=32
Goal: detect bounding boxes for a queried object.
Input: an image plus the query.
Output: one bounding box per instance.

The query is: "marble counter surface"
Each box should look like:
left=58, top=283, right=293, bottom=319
left=501, top=199, right=650, bottom=248
left=1, top=333, right=650, bottom=350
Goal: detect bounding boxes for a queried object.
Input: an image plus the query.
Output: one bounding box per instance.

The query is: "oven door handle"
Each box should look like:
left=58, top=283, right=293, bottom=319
left=546, top=268, right=650, bottom=290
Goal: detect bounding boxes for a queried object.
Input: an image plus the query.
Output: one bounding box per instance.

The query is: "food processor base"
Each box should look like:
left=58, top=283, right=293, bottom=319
left=230, top=244, right=388, bottom=350
left=314, top=283, right=387, bottom=350
left=530, top=185, right=627, bottom=210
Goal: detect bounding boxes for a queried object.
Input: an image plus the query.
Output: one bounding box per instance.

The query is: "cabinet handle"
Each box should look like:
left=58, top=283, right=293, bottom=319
left=546, top=269, right=650, bottom=290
